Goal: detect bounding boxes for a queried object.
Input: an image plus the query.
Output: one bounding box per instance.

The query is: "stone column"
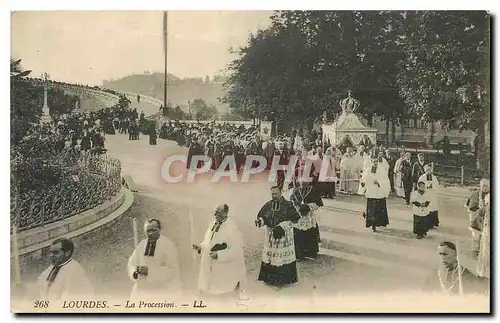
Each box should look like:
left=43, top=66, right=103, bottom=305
left=40, top=73, right=51, bottom=124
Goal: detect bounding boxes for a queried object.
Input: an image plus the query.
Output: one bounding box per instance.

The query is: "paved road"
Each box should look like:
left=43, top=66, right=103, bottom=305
left=127, top=97, right=162, bottom=118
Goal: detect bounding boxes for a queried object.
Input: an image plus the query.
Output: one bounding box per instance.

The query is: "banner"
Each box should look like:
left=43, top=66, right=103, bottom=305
left=260, top=121, right=272, bottom=140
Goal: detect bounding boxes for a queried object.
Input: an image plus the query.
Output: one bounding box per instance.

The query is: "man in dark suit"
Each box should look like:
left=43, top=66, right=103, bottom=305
left=385, top=149, right=397, bottom=193
left=401, top=152, right=413, bottom=205
left=412, top=153, right=427, bottom=190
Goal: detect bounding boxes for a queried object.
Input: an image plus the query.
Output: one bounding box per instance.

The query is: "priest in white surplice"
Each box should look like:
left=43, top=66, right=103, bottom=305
left=418, top=164, right=440, bottom=229
left=376, top=149, right=390, bottom=174
left=34, top=238, right=93, bottom=301
left=393, top=151, right=406, bottom=198
left=359, top=154, right=391, bottom=232
left=340, top=147, right=359, bottom=194
left=355, top=145, right=370, bottom=173
left=127, top=219, right=181, bottom=301
left=194, top=204, right=247, bottom=302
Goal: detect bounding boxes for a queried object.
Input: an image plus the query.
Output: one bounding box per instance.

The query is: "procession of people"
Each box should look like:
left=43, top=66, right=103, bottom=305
left=27, top=111, right=490, bottom=305
left=34, top=96, right=163, bottom=162
left=163, top=123, right=489, bottom=298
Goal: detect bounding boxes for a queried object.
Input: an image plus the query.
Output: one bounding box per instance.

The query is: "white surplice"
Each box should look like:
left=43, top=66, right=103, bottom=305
left=322, top=155, right=337, bottom=181
left=410, top=190, right=432, bottom=216
left=311, top=154, right=323, bottom=178
left=35, top=258, right=93, bottom=301
left=358, top=165, right=391, bottom=199
left=198, top=218, right=247, bottom=295
left=477, top=193, right=490, bottom=278
left=355, top=153, right=370, bottom=173
left=379, top=157, right=390, bottom=174
left=418, top=174, right=440, bottom=211
left=394, top=157, right=405, bottom=197
left=293, top=136, right=303, bottom=153
left=340, top=154, right=358, bottom=193
left=127, top=235, right=181, bottom=301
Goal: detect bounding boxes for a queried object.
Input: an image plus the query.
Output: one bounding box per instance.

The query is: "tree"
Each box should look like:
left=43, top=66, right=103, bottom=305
left=205, top=75, right=211, bottom=84
left=167, top=105, right=187, bottom=120
left=118, top=95, right=131, bottom=110
left=10, top=58, right=44, bottom=146
left=396, top=11, right=490, bottom=171
left=224, top=13, right=338, bottom=132
left=48, top=88, right=79, bottom=116
left=225, top=10, right=490, bottom=164
left=338, top=11, right=408, bottom=146
left=224, top=11, right=409, bottom=134
left=212, top=74, right=226, bottom=83
left=190, top=98, right=217, bottom=120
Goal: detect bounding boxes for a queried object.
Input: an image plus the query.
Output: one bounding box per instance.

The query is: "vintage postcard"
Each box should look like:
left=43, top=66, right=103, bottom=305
left=10, top=10, right=491, bottom=313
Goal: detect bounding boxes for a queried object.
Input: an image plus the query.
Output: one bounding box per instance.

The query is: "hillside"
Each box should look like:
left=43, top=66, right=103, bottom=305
left=102, top=73, right=230, bottom=114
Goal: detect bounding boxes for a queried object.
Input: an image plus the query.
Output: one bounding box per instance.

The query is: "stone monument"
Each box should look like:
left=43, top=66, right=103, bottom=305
left=40, top=73, right=52, bottom=124
left=321, top=90, right=377, bottom=148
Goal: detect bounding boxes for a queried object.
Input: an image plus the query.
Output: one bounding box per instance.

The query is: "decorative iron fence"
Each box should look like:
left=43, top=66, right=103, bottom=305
left=10, top=154, right=122, bottom=233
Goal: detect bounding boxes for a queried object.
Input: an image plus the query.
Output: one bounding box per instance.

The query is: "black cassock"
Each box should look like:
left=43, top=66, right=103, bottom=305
left=290, top=185, right=324, bottom=260
left=401, top=160, right=413, bottom=204
left=149, top=129, right=157, bottom=145
left=257, top=198, right=300, bottom=286
left=187, top=142, right=202, bottom=169
left=411, top=161, right=426, bottom=188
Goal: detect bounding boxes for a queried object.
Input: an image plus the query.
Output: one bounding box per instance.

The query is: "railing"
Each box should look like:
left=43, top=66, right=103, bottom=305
left=121, top=91, right=163, bottom=108
left=10, top=154, right=122, bottom=233
left=431, top=162, right=483, bottom=186
left=25, top=78, right=120, bottom=108
left=24, top=78, right=166, bottom=116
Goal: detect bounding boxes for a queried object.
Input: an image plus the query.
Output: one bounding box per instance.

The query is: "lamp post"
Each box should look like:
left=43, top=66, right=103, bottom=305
left=163, top=11, right=168, bottom=116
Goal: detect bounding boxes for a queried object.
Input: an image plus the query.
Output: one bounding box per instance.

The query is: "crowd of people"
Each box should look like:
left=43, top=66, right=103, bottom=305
left=36, top=101, right=159, bottom=157
left=23, top=102, right=490, bottom=307
left=152, top=121, right=491, bottom=292
left=159, top=120, right=263, bottom=171
left=153, top=120, right=492, bottom=247
left=32, top=178, right=490, bottom=306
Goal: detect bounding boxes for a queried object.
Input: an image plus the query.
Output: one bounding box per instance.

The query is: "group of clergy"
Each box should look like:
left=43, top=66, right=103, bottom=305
left=159, top=120, right=267, bottom=171
left=30, top=179, right=490, bottom=307
left=30, top=220, right=182, bottom=304
left=393, top=152, right=437, bottom=206
left=29, top=179, right=326, bottom=306
left=28, top=127, right=490, bottom=306
left=30, top=224, right=489, bottom=309
left=335, top=146, right=442, bottom=238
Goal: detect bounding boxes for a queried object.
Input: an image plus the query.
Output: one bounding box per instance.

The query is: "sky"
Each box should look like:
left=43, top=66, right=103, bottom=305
left=10, top=11, right=272, bottom=85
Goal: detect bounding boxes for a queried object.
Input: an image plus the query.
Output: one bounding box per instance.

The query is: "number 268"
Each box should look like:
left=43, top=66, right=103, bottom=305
left=34, top=300, right=49, bottom=308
